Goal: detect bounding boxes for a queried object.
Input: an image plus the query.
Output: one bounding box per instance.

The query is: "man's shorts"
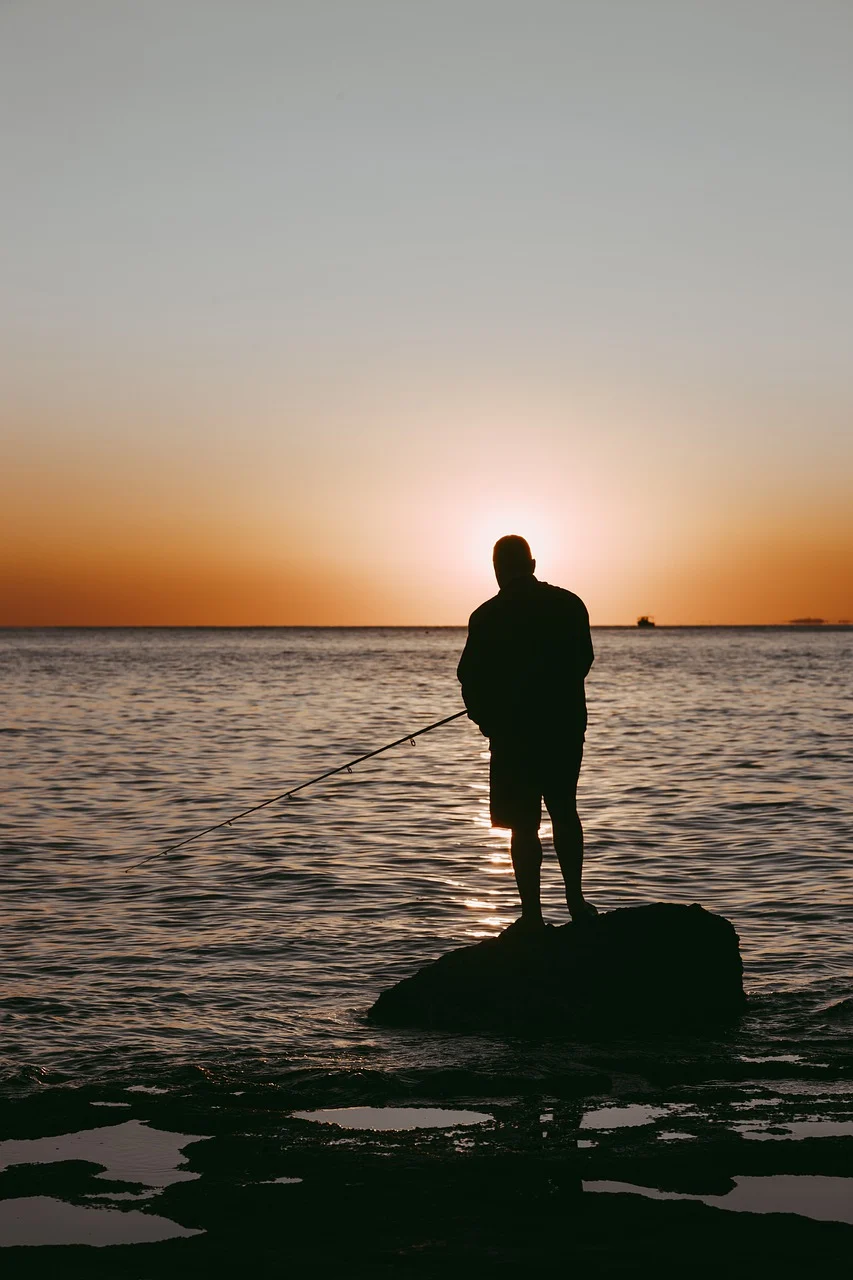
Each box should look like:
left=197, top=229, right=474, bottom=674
left=489, top=734, right=584, bottom=831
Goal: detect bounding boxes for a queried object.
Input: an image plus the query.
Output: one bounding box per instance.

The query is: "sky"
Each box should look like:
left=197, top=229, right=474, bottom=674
left=2, top=0, right=851, bottom=625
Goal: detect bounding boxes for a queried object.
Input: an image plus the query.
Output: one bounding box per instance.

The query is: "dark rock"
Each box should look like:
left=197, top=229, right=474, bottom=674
left=368, top=903, right=746, bottom=1034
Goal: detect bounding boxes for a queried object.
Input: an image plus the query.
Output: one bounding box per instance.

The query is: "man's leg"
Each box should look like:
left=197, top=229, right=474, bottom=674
left=552, top=812, right=587, bottom=918
left=510, top=825, right=544, bottom=925
left=547, top=739, right=597, bottom=922
left=491, top=736, right=544, bottom=926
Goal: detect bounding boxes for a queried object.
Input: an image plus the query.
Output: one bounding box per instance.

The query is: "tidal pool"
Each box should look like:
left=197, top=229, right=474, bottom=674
left=584, top=1175, right=853, bottom=1226
left=580, top=1105, right=672, bottom=1130
left=734, top=1119, right=853, bottom=1141
left=0, top=1197, right=202, bottom=1248
left=0, top=1119, right=209, bottom=1187
left=0, top=1120, right=211, bottom=1249
left=292, top=1107, right=492, bottom=1131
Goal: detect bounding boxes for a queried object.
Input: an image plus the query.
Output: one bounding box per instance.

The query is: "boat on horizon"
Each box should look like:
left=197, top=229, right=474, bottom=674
left=637, top=615, right=656, bottom=628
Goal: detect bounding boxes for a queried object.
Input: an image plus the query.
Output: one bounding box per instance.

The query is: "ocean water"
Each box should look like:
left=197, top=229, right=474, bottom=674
left=2, top=626, right=852, bottom=1268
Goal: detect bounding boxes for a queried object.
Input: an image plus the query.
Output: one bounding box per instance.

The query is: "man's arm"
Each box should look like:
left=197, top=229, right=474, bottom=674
left=579, top=600, right=594, bottom=677
left=457, top=614, right=493, bottom=737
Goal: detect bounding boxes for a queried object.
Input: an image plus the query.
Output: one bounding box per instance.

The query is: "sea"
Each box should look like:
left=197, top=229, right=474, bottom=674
left=2, top=626, right=852, bottom=1273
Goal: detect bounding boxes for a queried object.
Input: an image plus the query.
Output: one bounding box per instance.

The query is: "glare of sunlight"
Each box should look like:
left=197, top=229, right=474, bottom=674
left=471, top=814, right=510, bottom=842
left=460, top=503, right=560, bottom=585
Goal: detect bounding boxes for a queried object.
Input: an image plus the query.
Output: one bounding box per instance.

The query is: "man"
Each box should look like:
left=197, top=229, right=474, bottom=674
left=457, top=535, right=597, bottom=930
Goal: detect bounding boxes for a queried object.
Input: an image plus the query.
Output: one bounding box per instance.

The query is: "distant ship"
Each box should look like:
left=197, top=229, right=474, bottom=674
left=637, top=615, right=656, bottom=628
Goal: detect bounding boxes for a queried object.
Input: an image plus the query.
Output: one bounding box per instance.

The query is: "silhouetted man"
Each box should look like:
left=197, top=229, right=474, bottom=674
left=457, top=536, right=596, bottom=930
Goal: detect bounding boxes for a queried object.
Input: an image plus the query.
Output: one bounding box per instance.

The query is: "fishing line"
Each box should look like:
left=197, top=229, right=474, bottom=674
left=129, top=708, right=468, bottom=871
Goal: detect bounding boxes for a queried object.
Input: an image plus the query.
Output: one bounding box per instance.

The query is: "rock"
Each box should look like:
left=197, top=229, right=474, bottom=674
left=368, top=903, right=746, bottom=1033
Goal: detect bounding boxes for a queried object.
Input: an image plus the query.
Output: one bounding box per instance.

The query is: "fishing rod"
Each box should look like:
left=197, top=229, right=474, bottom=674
left=129, top=708, right=468, bottom=871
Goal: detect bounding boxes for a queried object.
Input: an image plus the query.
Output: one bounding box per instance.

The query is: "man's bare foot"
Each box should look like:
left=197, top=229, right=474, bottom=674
left=569, top=899, right=599, bottom=925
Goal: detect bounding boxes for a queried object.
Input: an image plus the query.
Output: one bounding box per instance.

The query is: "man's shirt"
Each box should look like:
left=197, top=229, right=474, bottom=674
left=457, top=576, right=594, bottom=742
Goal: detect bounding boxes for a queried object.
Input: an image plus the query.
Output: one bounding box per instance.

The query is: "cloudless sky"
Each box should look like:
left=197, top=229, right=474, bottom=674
left=2, top=0, right=851, bottom=623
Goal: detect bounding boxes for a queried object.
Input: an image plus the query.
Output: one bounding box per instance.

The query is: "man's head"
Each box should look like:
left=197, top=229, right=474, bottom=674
left=493, top=535, right=535, bottom=589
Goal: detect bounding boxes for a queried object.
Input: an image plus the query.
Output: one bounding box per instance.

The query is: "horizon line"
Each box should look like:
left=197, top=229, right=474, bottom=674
left=2, top=622, right=851, bottom=631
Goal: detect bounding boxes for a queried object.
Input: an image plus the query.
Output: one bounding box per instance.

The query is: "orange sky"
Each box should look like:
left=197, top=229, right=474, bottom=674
left=3, top=376, right=851, bottom=625
left=2, top=3, right=852, bottom=626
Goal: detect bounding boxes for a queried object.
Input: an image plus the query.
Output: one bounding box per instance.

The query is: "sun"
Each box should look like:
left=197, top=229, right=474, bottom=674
left=463, top=504, right=558, bottom=580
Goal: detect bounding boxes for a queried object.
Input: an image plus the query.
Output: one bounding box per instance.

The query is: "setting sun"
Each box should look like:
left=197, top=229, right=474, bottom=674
left=463, top=505, right=561, bottom=583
